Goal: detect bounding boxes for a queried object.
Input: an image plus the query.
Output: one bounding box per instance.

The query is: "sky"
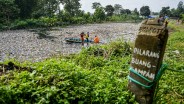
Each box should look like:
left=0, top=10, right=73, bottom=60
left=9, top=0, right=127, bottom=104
left=80, top=0, right=184, bottom=13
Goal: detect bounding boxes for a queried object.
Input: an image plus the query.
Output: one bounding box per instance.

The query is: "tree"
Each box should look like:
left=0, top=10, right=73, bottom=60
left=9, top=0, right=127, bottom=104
left=58, top=10, right=71, bottom=22
left=177, top=1, right=184, bottom=18
left=160, top=6, right=171, bottom=16
left=0, top=0, right=19, bottom=24
left=114, top=4, right=122, bottom=15
left=152, top=12, right=159, bottom=15
left=170, top=8, right=179, bottom=17
left=181, top=14, right=184, bottom=23
left=125, top=9, right=131, bottom=15
left=140, top=6, right=151, bottom=17
left=60, top=0, right=81, bottom=17
left=120, top=9, right=126, bottom=14
left=177, top=1, right=184, bottom=14
left=105, top=5, right=114, bottom=16
left=132, top=8, right=139, bottom=22
left=133, top=8, right=139, bottom=15
left=93, top=7, right=105, bottom=22
left=77, top=10, right=85, bottom=17
left=31, top=0, right=60, bottom=18
left=120, top=9, right=131, bottom=15
left=14, top=0, right=38, bottom=19
left=92, top=2, right=102, bottom=9
left=83, top=12, right=91, bottom=20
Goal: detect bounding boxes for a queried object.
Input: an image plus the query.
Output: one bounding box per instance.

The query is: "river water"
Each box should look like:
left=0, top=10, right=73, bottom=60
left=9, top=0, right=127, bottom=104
left=0, top=23, right=140, bottom=62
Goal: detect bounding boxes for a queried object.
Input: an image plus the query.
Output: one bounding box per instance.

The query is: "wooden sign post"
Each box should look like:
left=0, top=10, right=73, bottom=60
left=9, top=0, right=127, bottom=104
left=128, top=19, right=168, bottom=104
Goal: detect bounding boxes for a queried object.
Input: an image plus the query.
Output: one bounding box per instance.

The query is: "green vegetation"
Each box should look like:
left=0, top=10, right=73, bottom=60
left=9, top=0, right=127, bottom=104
left=0, top=21, right=183, bottom=103
left=0, top=40, right=136, bottom=104
left=0, top=0, right=142, bottom=31
left=1, top=0, right=184, bottom=30
left=154, top=20, right=184, bottom=103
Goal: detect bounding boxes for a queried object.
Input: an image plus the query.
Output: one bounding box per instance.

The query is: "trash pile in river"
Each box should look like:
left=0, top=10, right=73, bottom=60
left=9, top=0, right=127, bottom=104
left=0, top=23, right=140, bottom=62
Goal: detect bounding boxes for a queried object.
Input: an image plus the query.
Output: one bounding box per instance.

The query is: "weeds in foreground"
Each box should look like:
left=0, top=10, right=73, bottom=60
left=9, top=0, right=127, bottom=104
left=0, top=22, right=183, bottom=103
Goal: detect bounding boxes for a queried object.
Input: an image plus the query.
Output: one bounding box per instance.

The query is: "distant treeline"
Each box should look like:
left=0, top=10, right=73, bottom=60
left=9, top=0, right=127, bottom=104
left=0, top=0, right=184, bottom=30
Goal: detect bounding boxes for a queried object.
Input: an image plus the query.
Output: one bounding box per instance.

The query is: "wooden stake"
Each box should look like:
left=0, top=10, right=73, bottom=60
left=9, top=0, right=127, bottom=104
left=128, top=18, right=169, bottom=104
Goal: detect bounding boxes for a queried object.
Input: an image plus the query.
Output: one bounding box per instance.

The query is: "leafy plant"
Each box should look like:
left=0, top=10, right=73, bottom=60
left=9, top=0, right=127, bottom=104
left=0, top=21, right=183, bottom=104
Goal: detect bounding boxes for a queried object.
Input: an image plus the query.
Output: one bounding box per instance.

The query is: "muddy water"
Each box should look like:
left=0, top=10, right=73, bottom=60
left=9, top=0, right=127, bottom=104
left=0, top=23, right=140, bottom=62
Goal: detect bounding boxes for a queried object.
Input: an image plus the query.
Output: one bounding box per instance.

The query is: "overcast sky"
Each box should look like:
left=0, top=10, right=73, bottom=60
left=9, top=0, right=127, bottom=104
left=80, top=0, right=184, bottom=13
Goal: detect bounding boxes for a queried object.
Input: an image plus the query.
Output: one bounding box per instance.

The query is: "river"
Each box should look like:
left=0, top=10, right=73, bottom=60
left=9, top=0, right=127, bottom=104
left=0, top=23, right=140, bottom=62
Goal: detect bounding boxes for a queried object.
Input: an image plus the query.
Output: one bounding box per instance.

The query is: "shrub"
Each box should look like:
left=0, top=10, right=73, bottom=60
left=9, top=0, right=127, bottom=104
left=39, top=17, right=58, bottom=27
left=26, top=19, right=40, bottom=27
left=10, top=20, right=28, bottom=29
left=0, top=58, right=135, bottom=104
left=71, top=17, right=86, bottom=24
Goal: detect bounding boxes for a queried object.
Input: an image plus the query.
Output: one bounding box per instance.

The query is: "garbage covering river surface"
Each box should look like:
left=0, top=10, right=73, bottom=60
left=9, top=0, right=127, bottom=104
left=0, top=23, right=141, bottom=62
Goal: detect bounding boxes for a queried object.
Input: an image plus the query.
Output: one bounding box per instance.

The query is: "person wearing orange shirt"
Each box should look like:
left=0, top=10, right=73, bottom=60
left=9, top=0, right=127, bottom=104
left=94, top=35, right=99, bottom=43
left=80, top=32, right=84, bottom=45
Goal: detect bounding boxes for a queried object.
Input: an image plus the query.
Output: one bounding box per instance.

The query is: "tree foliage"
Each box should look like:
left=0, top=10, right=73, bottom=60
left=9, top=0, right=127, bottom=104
left=105, top=5, right=114, bottom=16
left=32, top=0, right=60, bottom=18
left=133, top=8, right=139, bottom=15
left=152, top=12, right=159, bottom=15
left=93, top=7, right=105, bottom=22
left=170, top=8, right=178, bottom=17
left=60, top=0, right=81, bottom=17
left=0, top=0, right=144, bottom=30
left=140, top=6, right=150, bottom=17
left=114, top=4, right=122, bottom=15
left=163, top=1, right=184, bottom=18
left=0, top=0, right=19, bottom=24
left=92, top=2, right=102, bottom=9
left=160, top=6, right=171, bottom=16
left=14, top=0, right=38, bottom=19
left=43, top=0, right=60, bottom=17
left=120, top=9, right=131, bottom=15
left=177, top=1, right=184, bottom=14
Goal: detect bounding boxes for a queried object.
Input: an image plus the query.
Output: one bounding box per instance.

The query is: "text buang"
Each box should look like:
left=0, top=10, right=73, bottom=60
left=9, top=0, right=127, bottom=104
left=131, top=58, right=151, bottom=68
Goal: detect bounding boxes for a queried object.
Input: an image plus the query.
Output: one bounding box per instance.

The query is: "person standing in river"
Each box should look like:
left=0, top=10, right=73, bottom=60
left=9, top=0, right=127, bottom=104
left=80, top=32, right=85, bottom=46
left=94, top=35, right=99, bottom=43
left=85, top=32, right=90, bottom=45
left=86, top=32, right=89, bottom=42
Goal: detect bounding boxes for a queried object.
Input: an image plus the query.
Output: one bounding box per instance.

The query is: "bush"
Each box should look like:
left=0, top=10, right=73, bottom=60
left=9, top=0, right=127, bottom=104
left=108, top=15, right=124, bottom=21
left=79, top=40, right=132, bottom=58
left=7, top=17, right=61, bottom=30
left=71, top=17, right=86, bottom=24
left=39, top=17, right=58, bottom=27
left=26, top=19, right=41, bottom=27
left=0, top=57, right=135, bottom=104
left=0, top=24, right=4, bottom=30
left=181, top=14, right=184, bottom=23
left=10, top=20, right=28, bottom=29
